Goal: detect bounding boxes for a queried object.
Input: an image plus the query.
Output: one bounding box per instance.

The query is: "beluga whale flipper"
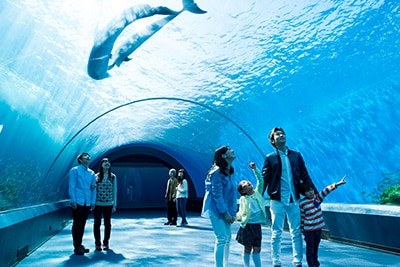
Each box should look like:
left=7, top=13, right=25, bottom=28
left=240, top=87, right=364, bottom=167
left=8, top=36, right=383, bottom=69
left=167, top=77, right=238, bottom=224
left=87, top=0, right=207, bottom=80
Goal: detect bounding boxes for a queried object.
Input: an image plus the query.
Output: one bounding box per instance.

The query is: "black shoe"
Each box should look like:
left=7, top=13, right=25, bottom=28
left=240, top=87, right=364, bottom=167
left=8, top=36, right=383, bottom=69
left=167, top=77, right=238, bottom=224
left=170, top=222, right=177, bottom=225
left=80, top=245, right=90, bottom=253
left=164, top=221, right=171, bottom=225
left=74, top=247, right=85, bottom=255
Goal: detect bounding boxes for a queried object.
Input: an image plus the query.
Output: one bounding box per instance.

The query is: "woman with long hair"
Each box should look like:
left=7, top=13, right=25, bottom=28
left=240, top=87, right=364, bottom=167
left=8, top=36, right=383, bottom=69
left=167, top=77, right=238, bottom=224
left=93, top=158, right=117, bottom=251
left=201, top=146, right=237, bottom=267
left=176, top=168, right=189, bottom=227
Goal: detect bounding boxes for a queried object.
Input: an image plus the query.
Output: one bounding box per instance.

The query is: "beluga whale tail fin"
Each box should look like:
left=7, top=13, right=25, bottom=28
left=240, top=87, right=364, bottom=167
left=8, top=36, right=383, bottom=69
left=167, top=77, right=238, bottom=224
left=183, top=0, right=207, bottom=14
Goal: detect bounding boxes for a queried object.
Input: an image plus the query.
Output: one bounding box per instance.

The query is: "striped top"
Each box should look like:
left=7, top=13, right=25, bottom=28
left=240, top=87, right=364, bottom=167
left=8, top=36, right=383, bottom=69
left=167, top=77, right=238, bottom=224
left=300, top=183, right=337, bottom=232
left=95, top=174, right=117, bottom=207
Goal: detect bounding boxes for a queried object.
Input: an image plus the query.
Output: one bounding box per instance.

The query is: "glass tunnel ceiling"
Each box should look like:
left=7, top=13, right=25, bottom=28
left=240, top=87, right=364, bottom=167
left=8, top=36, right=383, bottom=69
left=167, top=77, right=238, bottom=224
left=1, top=0, right=400, bottom=209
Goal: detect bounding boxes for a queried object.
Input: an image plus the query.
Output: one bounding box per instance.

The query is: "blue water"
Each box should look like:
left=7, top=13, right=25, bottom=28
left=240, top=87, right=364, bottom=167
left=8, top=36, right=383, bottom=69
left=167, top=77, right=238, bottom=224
left=0, top=0, right=399, bottom=210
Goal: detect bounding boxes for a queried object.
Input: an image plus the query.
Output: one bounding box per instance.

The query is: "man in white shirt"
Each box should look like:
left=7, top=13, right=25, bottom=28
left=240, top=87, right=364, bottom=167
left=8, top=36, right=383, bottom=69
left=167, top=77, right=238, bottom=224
left=69, top=152, right=97, bottom=255
left=262, top=128, right=317, bottom=267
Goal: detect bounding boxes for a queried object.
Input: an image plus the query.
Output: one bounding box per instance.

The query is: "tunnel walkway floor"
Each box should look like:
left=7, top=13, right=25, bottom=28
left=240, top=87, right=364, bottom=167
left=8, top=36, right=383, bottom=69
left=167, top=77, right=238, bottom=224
left=16, top=209, right=400, bottom=267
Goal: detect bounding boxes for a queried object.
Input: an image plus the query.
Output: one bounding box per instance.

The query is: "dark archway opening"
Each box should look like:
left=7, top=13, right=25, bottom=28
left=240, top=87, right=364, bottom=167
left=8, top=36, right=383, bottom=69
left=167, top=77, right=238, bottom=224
left=92, top=145, right=202, bottom=212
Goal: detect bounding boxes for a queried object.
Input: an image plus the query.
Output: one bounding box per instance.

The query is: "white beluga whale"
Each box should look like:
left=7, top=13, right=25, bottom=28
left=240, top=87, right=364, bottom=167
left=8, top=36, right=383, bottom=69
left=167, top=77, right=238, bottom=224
left=87, top=0, right=206, bottom=80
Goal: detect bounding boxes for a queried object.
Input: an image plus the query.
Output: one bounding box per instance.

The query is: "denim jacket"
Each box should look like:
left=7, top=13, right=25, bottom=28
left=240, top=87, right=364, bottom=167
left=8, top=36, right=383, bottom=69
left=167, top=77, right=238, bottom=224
left=201, top=166, right=237, bottom=219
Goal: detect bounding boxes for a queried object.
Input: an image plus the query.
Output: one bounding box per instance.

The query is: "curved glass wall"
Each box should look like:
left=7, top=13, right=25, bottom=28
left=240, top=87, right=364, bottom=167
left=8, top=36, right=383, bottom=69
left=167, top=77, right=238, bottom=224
left=1, top=0, right=399, bottom=211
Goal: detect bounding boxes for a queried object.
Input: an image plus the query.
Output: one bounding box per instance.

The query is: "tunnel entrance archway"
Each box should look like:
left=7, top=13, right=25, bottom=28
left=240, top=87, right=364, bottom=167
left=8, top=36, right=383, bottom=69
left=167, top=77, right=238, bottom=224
left=45, top=97, right=264, bottom=181
left=94, top=145, right=201, bottom=211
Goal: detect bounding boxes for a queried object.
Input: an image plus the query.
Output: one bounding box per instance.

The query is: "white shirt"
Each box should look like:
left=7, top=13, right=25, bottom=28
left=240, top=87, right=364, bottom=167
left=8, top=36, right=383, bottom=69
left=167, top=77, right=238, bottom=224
left=279, top=150, right=296, bottom=206
left=69, top=165, right=97, bottom=206
left=176, top=179, right=188, bottom=198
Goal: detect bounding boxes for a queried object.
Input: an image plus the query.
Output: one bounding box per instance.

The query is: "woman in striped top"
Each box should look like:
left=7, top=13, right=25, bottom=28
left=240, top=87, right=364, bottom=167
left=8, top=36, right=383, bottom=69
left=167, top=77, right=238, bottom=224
left=93, top=158, right=117, bottom=251
left=299, top=176, right=346, bottom=267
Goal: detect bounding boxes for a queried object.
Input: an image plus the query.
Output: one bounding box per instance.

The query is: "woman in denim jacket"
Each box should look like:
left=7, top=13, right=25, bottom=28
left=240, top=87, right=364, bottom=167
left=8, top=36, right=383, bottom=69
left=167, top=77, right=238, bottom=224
left=202, top=146, right=237, bottom=267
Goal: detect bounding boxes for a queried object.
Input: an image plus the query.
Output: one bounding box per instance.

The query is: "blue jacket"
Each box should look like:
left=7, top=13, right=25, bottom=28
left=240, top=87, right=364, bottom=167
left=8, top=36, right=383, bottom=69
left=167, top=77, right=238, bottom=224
left=201, top=166, right=237, bottom=219
left=262, top=148, right=316, bottom=201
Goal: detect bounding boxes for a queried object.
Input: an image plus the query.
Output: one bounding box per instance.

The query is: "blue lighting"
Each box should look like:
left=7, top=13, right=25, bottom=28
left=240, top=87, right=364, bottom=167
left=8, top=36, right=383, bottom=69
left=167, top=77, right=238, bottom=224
left=1, top=0, right=399, bottom=211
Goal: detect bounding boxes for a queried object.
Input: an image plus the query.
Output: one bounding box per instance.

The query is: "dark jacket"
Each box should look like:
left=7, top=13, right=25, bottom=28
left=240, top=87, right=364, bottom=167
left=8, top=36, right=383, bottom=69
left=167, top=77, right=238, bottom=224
left=261, top=148, right=316, bottom=201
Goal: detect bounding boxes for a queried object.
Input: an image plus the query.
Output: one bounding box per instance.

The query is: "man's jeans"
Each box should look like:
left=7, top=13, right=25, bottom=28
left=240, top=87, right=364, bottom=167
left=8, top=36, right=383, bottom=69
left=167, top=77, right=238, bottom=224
left=72, top=204, right=91, bottom=249
left=270, top=200, right=303, bottom=266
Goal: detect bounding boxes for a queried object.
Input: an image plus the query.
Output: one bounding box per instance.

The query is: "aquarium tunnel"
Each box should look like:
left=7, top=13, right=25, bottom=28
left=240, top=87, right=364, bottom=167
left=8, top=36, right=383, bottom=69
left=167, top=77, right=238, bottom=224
left=1, top=0, right=400, bottom=265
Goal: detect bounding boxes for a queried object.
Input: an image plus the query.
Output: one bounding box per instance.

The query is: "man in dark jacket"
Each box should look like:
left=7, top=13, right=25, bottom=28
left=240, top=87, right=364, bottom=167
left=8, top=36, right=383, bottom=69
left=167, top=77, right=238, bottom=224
left=262, top=127, right=317, bottom=267
left=164, top=168, right=178, bottom=225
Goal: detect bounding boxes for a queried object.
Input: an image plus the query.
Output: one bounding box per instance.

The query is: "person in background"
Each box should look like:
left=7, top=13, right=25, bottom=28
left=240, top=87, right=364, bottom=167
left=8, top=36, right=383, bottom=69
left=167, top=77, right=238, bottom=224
left=262, top=127, right=317, bottom=267
left=69, top=152, right=97, bottom=255
left=201, top=146, right=237, bottom=267
left=93, top=158, right=117, bottom=251
left=299, top=176, right=346, bottom=267
left=164, top=168, right=178, bottom=225
left=176, top=168, right=189, bottom=227
left=236, top=162, right=267, bottom=267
